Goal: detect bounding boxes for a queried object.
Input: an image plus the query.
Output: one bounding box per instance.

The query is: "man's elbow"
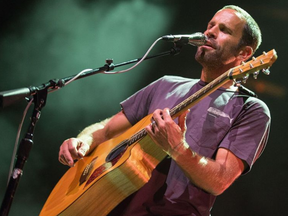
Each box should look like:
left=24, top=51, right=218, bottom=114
left=208, top=180, right=232, bottom=196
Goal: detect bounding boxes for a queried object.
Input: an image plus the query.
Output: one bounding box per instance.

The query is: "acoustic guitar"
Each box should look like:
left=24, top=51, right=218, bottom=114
left=40, top=49, right=277, bottom=216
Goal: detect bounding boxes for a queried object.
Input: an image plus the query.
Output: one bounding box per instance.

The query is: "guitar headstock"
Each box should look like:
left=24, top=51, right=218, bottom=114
left=228, top=49, right=278, bottom=83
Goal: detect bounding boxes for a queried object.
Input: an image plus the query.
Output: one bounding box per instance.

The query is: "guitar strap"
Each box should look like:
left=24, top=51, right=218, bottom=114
left=237, top=84, right=258, bottom=99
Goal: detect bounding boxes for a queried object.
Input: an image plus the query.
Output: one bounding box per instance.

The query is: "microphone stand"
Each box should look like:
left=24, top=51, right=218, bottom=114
left=0, top=44, right=182, bottom=216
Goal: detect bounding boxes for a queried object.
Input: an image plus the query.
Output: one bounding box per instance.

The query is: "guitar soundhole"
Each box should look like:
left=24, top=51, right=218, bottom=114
left=79, top=157, right=98, bottom=186
left=106, top=142, right=128, bottom=163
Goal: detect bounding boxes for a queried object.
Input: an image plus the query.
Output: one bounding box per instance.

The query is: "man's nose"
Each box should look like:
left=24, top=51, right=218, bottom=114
left=205, top=26, right=218, bottom=39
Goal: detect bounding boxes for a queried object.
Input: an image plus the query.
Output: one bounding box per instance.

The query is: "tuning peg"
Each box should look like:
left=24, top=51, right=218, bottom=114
left=253, top=71, right=260, bottom=79
left=234, top=80, right=242, bottom=87
left=262, top=68, right=270, bottom=75
left=242, top=74, right=249, bottom=83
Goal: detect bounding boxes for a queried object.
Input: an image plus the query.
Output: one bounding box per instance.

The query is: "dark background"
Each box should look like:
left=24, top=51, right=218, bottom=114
left=0, top=0, right=287, bottom=215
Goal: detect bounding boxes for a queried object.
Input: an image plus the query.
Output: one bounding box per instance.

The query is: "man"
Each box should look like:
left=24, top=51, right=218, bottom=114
left=59, top=5, right=270, bottom=216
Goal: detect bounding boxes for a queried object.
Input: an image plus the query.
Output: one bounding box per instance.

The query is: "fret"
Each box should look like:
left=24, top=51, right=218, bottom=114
left=129, top=129, right=147, bottom=145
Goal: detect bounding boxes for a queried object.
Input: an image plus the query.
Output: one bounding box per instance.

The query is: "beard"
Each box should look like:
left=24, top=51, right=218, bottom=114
left=195, top=45, right=239, bottom=71
left=195, top=47, right=222, bottom=70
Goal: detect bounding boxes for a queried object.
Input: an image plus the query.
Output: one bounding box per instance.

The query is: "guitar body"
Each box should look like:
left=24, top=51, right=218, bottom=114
left=40, top=113, right=167, bottom=216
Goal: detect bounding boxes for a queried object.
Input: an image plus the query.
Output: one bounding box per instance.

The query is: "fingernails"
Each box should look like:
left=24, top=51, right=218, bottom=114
left=68, top=161, right=74, bottom=167
left=79, top=149, right=86, bottom=157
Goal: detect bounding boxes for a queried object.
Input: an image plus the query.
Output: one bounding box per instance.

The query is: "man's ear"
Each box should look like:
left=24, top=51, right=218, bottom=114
left=238, top=46, right=253, bottom=62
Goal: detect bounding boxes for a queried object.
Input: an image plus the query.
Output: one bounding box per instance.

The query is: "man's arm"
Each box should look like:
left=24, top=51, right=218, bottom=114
left=172, top=145, right=245, bottom=196
left=146, top=108, right=245, bottom=196
left=59, top=110, right=132, bottom=167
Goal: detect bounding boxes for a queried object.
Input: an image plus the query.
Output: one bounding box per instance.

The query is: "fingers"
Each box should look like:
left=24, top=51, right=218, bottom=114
left=58, top=138, right=90, bottom=167
left=154, top=108, right=170, bottom=121
left=146, top=108, right=189, bottom=136
left=58, top=138, right=76, bottom=167
left=146, top=108, right=170, bottom=135
left=178, top=109, right=190, bottom=133
left=161, top=108, right=171, bottom=119
left=146, top=109, right=165, bottom=134
left=152, top=108, right=171, bottom=126
left=78, top=142, right=90, bottom=157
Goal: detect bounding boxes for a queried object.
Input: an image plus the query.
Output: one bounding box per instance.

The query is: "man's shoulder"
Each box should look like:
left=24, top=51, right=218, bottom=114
left=247, top=96, right=270, bottom=109
left=159, top=75, right=199, bottom=85
left=240, top=95, right=270, bottom=118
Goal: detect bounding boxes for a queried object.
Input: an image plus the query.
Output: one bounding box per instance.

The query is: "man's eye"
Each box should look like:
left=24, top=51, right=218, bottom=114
left=220, top=27, right=232, bottom=34
left=207, top=24, right=214, bottom=29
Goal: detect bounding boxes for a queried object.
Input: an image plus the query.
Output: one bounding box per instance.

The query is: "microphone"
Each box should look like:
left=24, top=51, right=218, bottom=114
left=161, top=32, right=207, bottom=46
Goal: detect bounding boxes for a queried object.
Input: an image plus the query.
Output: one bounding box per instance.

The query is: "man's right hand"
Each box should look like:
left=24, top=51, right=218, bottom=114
left=58, top=138, right=90, bottom=167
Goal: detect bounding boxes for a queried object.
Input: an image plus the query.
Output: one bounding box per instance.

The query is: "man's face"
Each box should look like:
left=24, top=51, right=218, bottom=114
left=195, top=9, right=246, bottom=69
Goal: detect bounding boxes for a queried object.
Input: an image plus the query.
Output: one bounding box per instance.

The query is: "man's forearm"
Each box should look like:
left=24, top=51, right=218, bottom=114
left=76, top=111, right=133, bottom=154
left=76, top=118, right=111, bottom=154
left=169, top=143, right=244, bottom=196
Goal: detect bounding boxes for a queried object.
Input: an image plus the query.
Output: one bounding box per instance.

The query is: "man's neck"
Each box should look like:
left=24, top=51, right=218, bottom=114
left=200, top=67, right=238, bottom=90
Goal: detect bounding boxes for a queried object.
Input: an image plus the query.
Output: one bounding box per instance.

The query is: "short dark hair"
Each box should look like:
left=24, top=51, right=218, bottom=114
left=221, top=5, right=262, bottom=53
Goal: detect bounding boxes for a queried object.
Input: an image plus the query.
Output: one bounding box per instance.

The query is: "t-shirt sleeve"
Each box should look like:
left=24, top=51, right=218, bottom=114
left=120, top=77, right=163, bottom=125
left=120, top=75, right=195, bottom=125
left=219, top=97, right=271, bottom=174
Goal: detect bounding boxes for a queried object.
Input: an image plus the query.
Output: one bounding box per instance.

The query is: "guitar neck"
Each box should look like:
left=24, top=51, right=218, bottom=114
left=170, top=71, right=230, bottom=119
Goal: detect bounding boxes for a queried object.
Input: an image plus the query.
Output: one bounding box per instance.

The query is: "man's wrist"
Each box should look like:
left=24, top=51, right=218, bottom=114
left=76, top=135, right=93, bottom=146
left=167, top=140, right=197, bottom=160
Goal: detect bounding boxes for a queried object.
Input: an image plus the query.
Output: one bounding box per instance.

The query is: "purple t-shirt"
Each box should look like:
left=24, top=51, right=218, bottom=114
left=115, top=75, right=270, bottom=216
